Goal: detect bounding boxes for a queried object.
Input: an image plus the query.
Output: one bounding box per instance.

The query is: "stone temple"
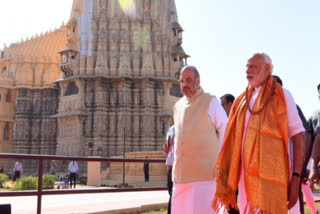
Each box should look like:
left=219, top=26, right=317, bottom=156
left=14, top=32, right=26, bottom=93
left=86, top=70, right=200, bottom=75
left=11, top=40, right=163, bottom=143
left=0, top=0, right=188, bottom=175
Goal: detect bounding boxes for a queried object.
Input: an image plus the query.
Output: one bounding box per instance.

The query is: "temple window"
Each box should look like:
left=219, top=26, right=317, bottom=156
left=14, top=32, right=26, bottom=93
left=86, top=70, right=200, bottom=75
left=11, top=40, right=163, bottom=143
left=62, top=55, right=68, bottom=63
left=5, top=91, right=11, bottom=102
left=3, top=123, right=9, bottom=141
left=64, top=82, right=79, bottom=96
left=178, top=32, right=182, bottom=41
left=67, top=28, right=71, bottom=36
left=2, top=66, right=7, bottom=73
left=179, top=57, right=185, bottom=66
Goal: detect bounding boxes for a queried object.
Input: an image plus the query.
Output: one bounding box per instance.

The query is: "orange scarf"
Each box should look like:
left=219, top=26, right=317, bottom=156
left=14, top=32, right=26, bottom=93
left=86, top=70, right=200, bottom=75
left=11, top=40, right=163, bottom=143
left=213, top=76, right=290, bottom=214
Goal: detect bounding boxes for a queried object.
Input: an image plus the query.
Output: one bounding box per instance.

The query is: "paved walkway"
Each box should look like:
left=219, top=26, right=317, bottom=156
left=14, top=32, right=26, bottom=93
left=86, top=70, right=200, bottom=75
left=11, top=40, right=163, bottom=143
left=1, top=190, right=169, bottom=214
left=3, top=188, right=320, bottom=214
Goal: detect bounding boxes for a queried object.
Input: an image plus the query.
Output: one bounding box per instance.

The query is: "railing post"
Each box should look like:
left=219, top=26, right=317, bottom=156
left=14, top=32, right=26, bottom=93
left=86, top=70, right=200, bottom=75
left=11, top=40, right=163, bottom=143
left=123, top=128, right=125, bottom=185
left=37, top=159, right=43, bottom=214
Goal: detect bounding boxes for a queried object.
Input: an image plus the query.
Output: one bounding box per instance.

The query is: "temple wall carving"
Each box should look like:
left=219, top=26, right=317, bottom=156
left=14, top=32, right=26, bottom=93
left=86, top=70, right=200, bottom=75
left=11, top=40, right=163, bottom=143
left=13, top=88, right=59, bottom=173
left=58, top=78, right=175, bottom=158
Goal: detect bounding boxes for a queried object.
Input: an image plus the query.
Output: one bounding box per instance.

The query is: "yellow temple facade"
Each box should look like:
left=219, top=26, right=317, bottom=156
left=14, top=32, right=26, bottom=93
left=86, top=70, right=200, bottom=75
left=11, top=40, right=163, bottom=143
left=0, top=0, right=188, bottom=175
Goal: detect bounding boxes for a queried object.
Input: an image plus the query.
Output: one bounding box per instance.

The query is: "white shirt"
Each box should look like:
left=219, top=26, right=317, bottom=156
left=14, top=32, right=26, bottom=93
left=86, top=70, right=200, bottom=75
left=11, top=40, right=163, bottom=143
left=68, top=161, right=79, bottom=173
left=166, top=145, right=175, bottom=166
left=165, top=126, right=175, bottom=166
left=13, top=161, right=23, bottom=172
left=208, top=97, right=228, bottom=151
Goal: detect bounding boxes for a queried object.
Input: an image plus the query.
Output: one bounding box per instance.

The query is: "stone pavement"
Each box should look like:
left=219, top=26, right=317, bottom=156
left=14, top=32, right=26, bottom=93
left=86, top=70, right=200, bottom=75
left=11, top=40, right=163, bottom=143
left=3, top=188, right=320, bottom=214
left=1, top=190, right=169, bottom=214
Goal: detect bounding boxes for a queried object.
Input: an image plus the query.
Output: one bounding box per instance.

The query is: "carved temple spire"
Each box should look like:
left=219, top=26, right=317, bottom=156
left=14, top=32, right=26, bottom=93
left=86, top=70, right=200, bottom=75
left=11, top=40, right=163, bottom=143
left=94, top=1, right=109, bottom=75
left=118, top=18, right=132, bottom=76
left=69, top=0, right=82, bottom=23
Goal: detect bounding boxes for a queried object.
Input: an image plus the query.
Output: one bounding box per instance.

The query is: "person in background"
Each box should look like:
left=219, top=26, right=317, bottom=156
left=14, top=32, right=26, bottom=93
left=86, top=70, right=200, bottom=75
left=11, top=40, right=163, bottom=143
left=13, top=161, right=23, bottom=181
left=49, top=160, right=56, bottom=175
left=220, top=93, right=238, bottom=214
left=220, top=94, right=235, bottom=116
left=273, top=74, right=313, bottom=214
left=68, top=161, right=79, bottom=188
left=302, top=160, right=318, bottom=214
left=308, top=84, right=320, bottom=190
left=163, top=125, right=175, bottom=214
left=143, top=157, right=149, bottom=182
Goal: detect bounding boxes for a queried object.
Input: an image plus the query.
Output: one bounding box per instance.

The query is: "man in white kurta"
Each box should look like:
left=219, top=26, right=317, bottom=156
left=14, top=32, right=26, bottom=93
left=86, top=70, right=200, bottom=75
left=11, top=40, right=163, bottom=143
left=171, top=65, right=228, bottom=214
left=214, top=53, right=305, bottom=214
left=238, top=85, right=304, bottom=213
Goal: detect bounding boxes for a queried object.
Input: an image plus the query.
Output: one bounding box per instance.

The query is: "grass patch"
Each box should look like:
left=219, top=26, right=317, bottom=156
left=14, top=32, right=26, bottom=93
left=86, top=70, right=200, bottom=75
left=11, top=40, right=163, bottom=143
left=137, top=208, right=167, bottom=214
left=0, top=173, right=9, bottom=187
left=13, top=176, right=38, bottom=190
left=304, top=202, right=320, bottom=214
left=0, top=175, right=56, bottom=191
left=42, top=175, right=55, bottom=189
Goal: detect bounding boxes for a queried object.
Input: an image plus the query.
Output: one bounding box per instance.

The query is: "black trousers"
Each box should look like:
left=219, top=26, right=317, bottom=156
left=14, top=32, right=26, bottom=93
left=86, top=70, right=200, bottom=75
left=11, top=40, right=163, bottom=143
left=144, top=163, right=149, bottom=182
left=13, top=171, right=21, bottom=181
left=167, top=169, right=173, bottom=214
left=69, top=172, right=77, bottom=188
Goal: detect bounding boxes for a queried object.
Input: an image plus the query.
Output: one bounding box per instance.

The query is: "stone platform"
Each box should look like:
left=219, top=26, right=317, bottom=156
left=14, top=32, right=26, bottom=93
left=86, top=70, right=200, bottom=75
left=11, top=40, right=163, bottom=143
left=101, top=151, right=167, bottom=187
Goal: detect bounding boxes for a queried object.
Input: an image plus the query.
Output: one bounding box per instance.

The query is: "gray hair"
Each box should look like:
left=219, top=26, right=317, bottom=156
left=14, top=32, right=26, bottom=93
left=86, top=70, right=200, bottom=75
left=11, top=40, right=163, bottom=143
left=252, top=53, right=274, bottom=73
left=181, top=65, right=200, bottom=79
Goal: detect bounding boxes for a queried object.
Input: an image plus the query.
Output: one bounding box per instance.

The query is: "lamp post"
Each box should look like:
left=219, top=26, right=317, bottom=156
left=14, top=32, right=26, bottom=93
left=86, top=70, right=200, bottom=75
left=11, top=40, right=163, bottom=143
left=122, top=128, right=127, bottom=186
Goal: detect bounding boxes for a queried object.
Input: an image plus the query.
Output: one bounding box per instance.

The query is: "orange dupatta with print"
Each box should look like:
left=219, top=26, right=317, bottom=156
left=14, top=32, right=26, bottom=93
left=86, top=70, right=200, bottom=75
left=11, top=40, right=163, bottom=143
left=213, top=76, right=290, bottom=214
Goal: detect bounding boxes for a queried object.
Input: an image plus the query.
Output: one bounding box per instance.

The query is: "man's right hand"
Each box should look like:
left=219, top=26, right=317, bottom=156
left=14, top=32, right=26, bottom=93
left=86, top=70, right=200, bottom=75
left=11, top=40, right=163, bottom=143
left=163, top=142, right=169, bottom=154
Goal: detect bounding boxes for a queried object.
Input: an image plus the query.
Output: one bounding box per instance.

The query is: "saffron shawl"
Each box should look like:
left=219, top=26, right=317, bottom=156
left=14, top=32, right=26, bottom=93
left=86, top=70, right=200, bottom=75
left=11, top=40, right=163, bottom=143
left=213, top=76, right=290, bottom=214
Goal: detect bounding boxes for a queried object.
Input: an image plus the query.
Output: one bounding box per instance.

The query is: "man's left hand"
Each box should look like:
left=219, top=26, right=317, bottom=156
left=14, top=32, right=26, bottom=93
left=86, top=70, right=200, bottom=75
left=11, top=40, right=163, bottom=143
left=287, top=176, right=300, bottom=209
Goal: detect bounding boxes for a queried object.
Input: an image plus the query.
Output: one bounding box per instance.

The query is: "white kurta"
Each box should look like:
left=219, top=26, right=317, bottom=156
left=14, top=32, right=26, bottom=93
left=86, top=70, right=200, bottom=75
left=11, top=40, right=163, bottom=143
left=171, top=97, right=228, bottom=214
left=165, top=126, right=175, bottom=167
left=238, top=87, right=305, bottom=214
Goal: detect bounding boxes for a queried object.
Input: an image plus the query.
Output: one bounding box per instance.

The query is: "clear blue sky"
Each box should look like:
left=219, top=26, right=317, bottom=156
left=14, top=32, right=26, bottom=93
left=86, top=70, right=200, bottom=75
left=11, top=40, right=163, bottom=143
left=0, top=0, right=319, bottom=117
left=175, top=0, right=320, bottom=118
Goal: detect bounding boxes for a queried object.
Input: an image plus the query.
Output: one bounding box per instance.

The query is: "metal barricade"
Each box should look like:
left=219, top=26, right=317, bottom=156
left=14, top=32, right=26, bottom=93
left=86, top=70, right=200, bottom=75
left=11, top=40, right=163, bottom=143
left=0, top=153, right=166, bottom=214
